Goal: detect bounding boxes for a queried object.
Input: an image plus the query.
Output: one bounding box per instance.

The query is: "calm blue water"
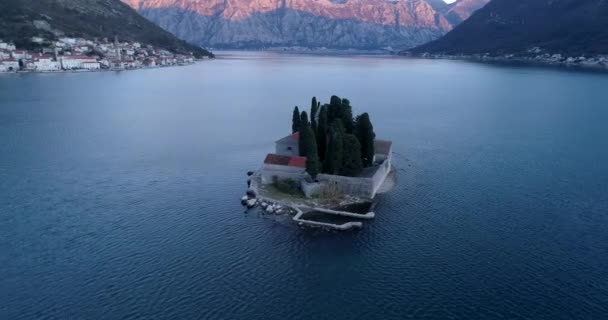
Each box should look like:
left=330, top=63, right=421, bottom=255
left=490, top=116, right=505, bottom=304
left=1, top=52, right=607, bottom=319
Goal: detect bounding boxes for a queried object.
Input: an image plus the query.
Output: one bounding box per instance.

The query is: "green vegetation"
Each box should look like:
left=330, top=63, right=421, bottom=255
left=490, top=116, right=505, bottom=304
left=295, top=96, right=374, bottom=176
left=340, top=134, right=364, bottom=176
left=324, top=120, right=345, bottom=175
left=271, top=177, right=302, bottom=196
left=292, top=106, right=301, bottom=134
left=317, top=105, right=328, bottom=162
left=310, top=97, right=319, bottom=134
left=298, top=111, right=322, bottom=178
left=355, top=113, right=376, bottom=167
left=289, top=95, right=376, bottom=177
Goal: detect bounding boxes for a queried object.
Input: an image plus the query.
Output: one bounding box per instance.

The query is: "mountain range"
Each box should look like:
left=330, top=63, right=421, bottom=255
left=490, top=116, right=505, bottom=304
left=413, top=0, right=608, bottom=56
left=123, top=0, right=489, bottom=50
left=0, top=0, right=213, bottom=57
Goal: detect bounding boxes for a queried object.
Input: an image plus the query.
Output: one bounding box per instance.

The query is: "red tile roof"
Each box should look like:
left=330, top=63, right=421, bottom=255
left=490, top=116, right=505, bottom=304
left=275, top=131, right=300, bottom=144
left=264, top=154, right=307, bottom=168
left=287, top=155, right=306, bottom=168
left=32, top=53, right=54, bottom=59
left=64, top=55, right=96, bottom=60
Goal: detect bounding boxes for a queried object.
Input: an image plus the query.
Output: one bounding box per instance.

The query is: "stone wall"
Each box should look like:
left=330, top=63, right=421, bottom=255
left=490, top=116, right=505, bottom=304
left=301, top=159, right=391, bottom=199
left=260, top=164, right=306, bottom=184
left=370, top=158, right=391, bottom=198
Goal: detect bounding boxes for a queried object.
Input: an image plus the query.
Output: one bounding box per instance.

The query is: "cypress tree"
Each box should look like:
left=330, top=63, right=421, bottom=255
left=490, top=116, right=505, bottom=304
left=328, top=95, right=342, bottom=124
left=341, top=98, right=354, bottom=133
left=304, top=125, right=322, bottom=178
left=299, top=111, right=310, bottom=156
left=324, top=120, right=345, bottom=175
left=310, top=97, right=319, bottom=134
left=297, top=111, right=321, bottom=177
left=317, top=105, right=328, bottom=162
left=355, top=112, right=375, bottom=167
left=292, top=106, right=301, bottom=133
left=340, top=134, right=363, bottom=177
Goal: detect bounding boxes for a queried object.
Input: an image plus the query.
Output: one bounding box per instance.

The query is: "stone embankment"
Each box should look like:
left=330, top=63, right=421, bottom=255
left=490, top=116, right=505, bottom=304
left=242, top=170, right=374, bottom=231
left=292, top=207, right=363, bottom=231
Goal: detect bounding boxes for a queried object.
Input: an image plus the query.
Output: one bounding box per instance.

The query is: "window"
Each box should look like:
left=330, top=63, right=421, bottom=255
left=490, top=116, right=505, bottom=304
left=287, top=147, right=292, bottom=151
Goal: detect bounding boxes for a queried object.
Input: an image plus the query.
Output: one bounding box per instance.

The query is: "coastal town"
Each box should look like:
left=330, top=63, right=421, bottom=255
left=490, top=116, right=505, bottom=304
left=0, top=36, right=199, bottom=73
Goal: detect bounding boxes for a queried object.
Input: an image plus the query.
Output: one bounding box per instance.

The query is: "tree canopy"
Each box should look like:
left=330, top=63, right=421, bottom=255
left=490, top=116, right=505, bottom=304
left=298, top=111, right=322, bottom=178
left=340, top=134, right=363, bottom=177
left=355, top=113, right=376, bottom=167
left=292, top=106, right=301, bottom=134
left=288, top=95, right=376, bottom=177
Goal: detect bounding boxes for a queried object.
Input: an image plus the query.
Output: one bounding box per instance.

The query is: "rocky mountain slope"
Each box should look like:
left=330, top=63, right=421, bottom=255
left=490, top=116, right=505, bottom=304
left=412, top=0, right=608, bottom=56
left=442, top=0, right=489, bottom=25
left=123, top=0, right=488, bottom=49
left=0, top=0, right=213, bottom=57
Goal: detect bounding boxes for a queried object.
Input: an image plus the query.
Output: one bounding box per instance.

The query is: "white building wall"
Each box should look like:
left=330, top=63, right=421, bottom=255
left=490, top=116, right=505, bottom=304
left=275, top=140, right=299, bottom=157
left=33, top=60, right=60, bottom=71
left=260, top=164, right=306, bottom=184
left=61, top=58, right=97, bottom=70
left=82, top=62, right=100, bottom=70
left=1, top=61, right=19, bottom=71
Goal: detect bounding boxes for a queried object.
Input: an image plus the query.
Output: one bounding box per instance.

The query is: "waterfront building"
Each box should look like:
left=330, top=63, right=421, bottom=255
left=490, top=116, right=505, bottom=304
left=81, top=61, right=101, bottom=70
left=60, top=55, right=98, bottom=70
left=31, top=53, right=61, bottom=71
left=0, top=58, right=20, bottom=71
left=261, top=154, right=308, bottom=184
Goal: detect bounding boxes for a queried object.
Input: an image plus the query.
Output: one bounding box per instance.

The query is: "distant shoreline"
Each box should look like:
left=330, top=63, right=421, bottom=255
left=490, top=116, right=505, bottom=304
left=0, top=60, right=209, bottom=75
left=406, top=53, right=608, bottom=73
left=212, top=47, right=395, bottom=56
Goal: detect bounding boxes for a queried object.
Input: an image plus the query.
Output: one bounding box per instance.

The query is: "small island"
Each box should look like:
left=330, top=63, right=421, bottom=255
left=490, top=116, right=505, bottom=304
left=243, top=95, right=396, bottom=230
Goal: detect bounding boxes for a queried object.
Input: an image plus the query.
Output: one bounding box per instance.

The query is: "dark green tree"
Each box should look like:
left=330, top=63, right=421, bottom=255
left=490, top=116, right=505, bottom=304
left=299, top=111, right=310, bottom=156
left=297, top=111, right=322, bottom=177
left=303, top=126, right=322, bottom=178
left=310, top=97, right=319, bottom=134
left=341, top=98, right=354, bottom=133
left=292, top=106, right=301, bottom=133
left=340, top=134, right=363, bottom=177
left=326, top=95, right=354, bottom=133
left=317, top=105, right=328, bottom=162
left=324, top=120, right=345, bottom=174
left=355, top=112, right=376, bottom=167
left=328, top=95, right=342, bottom=124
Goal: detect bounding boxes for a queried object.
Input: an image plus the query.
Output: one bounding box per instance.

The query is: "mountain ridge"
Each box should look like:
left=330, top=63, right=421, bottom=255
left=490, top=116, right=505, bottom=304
left=123, top=0, right=488, bottom=49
